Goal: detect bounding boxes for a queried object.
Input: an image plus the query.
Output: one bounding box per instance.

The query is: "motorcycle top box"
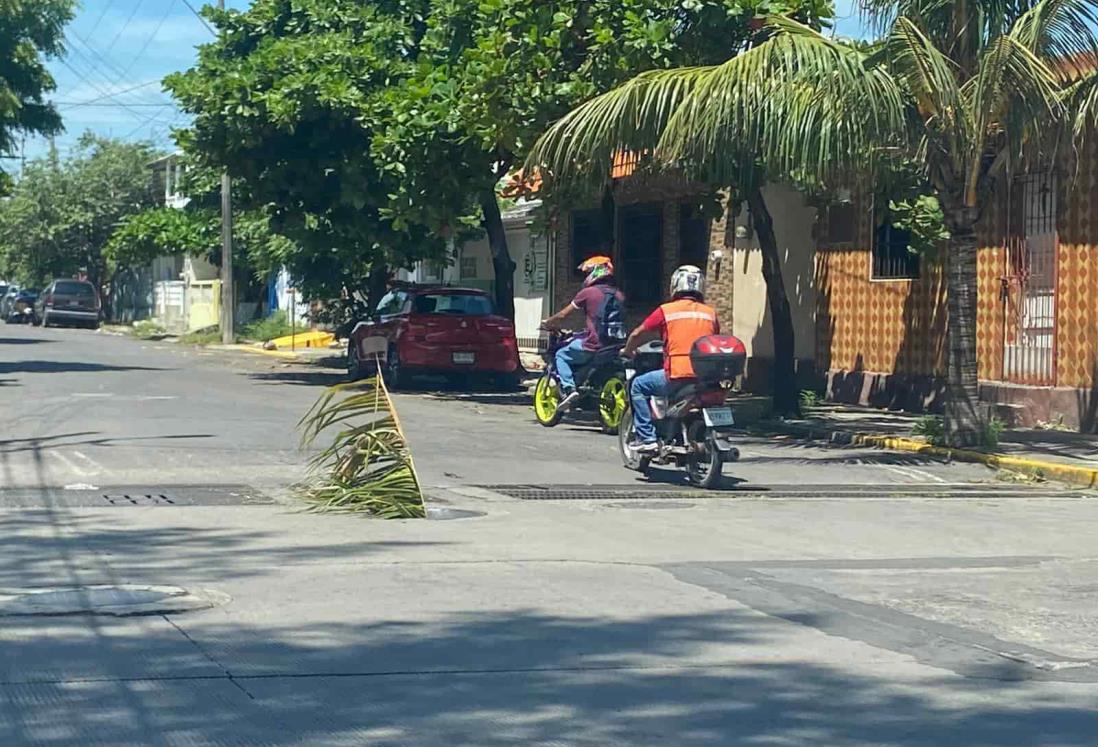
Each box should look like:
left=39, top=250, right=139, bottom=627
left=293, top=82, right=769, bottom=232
left=690, top=335, right=747, bottom=384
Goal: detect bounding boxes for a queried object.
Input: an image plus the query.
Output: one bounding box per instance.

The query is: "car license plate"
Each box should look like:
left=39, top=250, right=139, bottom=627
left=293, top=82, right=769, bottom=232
left=452, top=352, right=475, bottom=365
left=703, top=407, right=734, bottom=428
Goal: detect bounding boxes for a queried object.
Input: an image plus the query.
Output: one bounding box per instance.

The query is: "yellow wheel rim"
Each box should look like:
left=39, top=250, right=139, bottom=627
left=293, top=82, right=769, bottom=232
left=599, top=377, right=627, bottom=429
left=534, top=376, right=559, bottom=422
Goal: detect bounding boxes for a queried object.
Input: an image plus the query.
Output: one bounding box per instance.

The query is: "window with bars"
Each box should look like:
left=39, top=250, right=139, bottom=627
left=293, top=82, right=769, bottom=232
left=872, top=218, right=919, bottom=280
left=459, top=255, right=477, bottom=279
left=571, top=209, right=611, bottom=272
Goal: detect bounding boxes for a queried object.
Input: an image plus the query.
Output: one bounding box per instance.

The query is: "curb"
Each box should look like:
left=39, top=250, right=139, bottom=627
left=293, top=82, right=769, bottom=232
left=763, top=421, right=1098, bottom=490
left=218, top=344, right=304, bottom=362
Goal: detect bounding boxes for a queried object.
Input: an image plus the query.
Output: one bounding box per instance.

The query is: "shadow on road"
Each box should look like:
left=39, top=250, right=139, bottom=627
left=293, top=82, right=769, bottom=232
left=0, top=337, right=53, bottom=345
left=0, top=361, right=169, bottom=375
left=0, top=605, right=1093, bottom=745
left=0, top=432, right=214, bottom=454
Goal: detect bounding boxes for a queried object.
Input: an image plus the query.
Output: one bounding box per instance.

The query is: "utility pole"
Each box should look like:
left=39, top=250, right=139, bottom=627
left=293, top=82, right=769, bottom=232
left=218, top=0, right=234, bottom=344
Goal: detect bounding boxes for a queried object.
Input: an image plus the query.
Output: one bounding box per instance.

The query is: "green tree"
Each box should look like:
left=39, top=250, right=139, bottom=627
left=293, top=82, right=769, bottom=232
left=106, top=160, right=296, bottom=295
left=0, top=135, right=158, bottom=293
left=165, top=1, right=468, bottom=308
left=0, top=0, right=73, bottom=193
left=165, top=0, right=830, bottom=318
left=531, top=1, right=1098, bottom=441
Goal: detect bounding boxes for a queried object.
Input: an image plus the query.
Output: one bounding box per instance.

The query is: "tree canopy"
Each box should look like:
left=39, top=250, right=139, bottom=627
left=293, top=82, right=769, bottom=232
left=0, top=135, right=159, bottom=290
left=164, top=0, right=831, bottom=313
left=0, top=0, right=73, bottom=193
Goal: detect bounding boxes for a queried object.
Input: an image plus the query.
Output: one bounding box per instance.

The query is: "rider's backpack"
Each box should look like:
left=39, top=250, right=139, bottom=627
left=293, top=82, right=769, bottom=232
left=594, top=285, right=627, bottom=346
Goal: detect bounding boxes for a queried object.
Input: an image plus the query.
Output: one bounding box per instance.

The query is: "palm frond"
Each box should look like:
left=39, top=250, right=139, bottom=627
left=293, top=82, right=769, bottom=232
left=660, top=16, right=909, bottom=187
left=526, top=67, right=714, bottom=190
left=1013, top=0, right=1098, bottom=74
left=296, top=367, right=426, bottom=518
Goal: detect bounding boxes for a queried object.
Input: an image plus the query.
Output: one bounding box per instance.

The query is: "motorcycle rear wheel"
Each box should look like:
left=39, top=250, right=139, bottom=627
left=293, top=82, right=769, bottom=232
left=597, top=376, right=627, bottom=434
left=533, top=374, right=562, bottom=427
left=618, top=407, right=651, bottom=473
left=686, top=421, right=723, bottom=489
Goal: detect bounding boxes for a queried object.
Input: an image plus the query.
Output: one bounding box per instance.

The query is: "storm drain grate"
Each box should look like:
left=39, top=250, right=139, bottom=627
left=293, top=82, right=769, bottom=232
left=478, top=483, right=1090, bottom=501
left=478, top=485, right=737, bottom=501
left=0, top=485, right=273, bottom=507
left=102, top=494, right=176, bottom=506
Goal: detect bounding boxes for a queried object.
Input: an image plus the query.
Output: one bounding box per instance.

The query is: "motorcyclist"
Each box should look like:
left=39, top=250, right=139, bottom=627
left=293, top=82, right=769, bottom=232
left=541, top=255, right=625, bottom=412
left=621, top=265, right=720, bottom=453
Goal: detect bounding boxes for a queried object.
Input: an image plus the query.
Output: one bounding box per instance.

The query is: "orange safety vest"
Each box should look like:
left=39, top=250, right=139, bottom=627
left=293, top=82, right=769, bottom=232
left=660, top=298, right=720, bottom=379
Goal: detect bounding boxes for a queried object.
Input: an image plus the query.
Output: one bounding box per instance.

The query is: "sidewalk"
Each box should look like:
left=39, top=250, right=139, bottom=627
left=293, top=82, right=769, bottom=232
left=760, top=404, right=1098, bottom=488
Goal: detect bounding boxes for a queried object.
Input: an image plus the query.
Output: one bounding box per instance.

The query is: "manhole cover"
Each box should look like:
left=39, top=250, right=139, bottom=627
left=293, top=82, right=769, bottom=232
left=602, top=501, right=695, bottom=510
left=0, top=585, right=231, bottom=617
left=426, top=506, right=486, bottom=520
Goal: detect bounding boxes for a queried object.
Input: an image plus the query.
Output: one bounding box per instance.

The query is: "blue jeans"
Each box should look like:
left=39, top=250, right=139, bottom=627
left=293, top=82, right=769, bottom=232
left=555, top=337, right=593, bottom=392
left=630, top=369, right=668, bottom=443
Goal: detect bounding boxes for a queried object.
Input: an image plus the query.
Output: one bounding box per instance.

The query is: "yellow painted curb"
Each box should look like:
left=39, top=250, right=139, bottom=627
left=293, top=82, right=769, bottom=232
left=222, top=344, right=302, bottom=361
left=851, top=434, right=1098, bottom=489
left=269, top=330, right=334, bottom=350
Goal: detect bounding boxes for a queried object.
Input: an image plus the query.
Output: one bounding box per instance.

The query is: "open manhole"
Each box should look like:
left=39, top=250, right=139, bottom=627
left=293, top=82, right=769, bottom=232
left=0, top=585, right=231, bottom=617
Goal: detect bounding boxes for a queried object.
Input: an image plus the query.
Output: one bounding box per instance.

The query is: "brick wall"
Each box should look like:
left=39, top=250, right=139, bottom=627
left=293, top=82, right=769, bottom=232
left=552, top=173, right=712, bottom=327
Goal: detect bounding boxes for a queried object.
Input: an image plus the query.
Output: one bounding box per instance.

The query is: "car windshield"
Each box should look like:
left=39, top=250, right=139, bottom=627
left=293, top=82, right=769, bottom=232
left=54, top=281, right=95, bottom=296
left=413, top=293, right=494, bottom=316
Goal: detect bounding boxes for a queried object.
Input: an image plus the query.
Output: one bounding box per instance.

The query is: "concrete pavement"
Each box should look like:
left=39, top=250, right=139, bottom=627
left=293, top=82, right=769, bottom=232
left=1, top=324, right=1096, bottom=745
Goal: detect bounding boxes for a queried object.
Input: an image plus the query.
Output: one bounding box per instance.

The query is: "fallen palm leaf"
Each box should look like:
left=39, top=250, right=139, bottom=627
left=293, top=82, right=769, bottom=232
left=296, top=362, right=426, bottom=518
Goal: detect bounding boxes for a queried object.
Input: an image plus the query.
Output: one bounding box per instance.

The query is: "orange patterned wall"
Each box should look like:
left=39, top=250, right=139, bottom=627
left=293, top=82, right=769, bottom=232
left=815, top=249, right=947, bottom=376
left=1055, top=137, right=1098, bottom=389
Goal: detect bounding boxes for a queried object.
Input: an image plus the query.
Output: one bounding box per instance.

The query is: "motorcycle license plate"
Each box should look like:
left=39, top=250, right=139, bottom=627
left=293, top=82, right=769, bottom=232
left=452, top=352, right=476, bottom=365
left=703, top=407, right=735, bottom=428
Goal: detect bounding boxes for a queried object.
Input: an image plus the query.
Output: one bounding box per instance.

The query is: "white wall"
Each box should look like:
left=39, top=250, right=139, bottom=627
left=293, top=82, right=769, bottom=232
left=728, top=184, right=817, bottom=361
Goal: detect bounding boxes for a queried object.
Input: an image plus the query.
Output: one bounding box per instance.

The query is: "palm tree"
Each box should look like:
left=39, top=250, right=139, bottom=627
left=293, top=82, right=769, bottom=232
left=529, top=1, right=1098, bottom=445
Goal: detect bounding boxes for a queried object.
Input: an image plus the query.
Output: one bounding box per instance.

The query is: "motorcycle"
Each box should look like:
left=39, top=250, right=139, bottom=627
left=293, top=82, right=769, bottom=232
left=533, top=329, right=628, bottom=433
left=5, top=291, right=38, bottom=324
left=618, top=335, right=747, bottom=489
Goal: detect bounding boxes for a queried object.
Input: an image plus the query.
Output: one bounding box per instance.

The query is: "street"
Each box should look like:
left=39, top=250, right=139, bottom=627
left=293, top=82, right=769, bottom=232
left=1, top=324, right=1097, bottom=746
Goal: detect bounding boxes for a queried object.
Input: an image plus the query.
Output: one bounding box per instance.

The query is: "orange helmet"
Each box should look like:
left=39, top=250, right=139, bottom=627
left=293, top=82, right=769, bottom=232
left=578, top=255, right=614, bottom=287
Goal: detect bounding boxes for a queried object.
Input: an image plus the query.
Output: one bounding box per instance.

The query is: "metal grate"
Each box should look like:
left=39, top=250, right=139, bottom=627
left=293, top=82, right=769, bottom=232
left=478, top=484, right=1087, bottom=501
left=0, top=485, right=272, bottom=508
left=1003, top=173, right=1058, bottom=385
left=102, top=494, right=176, bottom=506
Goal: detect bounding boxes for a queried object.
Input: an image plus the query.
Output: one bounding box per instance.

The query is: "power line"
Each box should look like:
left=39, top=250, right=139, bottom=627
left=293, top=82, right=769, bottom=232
left=55, top=56, right=159, bottom=122
left=85, top=0, right=119, bottom=38
left=52, top=80, right=166, bottom=107
left=121, top=0, right=179, bottom=77
left=181, top=0, right=217, bottom=36
left=103, top=0, right=149, bottom=57
left=57, top=102, right=172, bottom=109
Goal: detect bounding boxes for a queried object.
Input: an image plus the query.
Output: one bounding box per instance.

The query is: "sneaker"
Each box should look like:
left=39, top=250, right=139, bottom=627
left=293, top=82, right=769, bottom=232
left=634, top=441, right=659, bottom=455
left=557, top=390, right=581, bottom=412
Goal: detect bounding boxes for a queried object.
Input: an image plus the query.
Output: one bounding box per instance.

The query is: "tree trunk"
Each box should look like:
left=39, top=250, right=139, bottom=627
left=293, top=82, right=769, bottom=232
left=366, top=262, right=389, bottom=313
left=481, top=190, right=516, bottom=320
left=942, top=211, right=985, bottom=446
left=745, top=187, right=799, bottom=416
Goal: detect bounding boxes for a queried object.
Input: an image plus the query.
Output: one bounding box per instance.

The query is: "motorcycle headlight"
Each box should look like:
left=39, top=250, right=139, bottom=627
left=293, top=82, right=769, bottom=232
left=719, top=379, right=733, bottom=390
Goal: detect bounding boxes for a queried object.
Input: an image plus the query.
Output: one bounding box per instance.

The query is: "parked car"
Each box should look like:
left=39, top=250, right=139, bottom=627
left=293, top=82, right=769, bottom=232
left=34, top=279, right=101, bottom=329
left=0, top=285, right=19, bottom=319
left=5, top=289, right=37, bottom=324
left=347, top=285, right=521, bottom=389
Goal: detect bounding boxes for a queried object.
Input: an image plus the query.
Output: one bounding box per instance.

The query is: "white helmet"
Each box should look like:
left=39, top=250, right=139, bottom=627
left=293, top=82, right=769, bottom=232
left=670, top=265, right=705, bottom=299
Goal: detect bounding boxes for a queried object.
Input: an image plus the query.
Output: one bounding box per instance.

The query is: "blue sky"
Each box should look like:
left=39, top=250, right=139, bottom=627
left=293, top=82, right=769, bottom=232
left=20, top=0, right=868, bottom=166
left=21, top=0, right=249, bottom=164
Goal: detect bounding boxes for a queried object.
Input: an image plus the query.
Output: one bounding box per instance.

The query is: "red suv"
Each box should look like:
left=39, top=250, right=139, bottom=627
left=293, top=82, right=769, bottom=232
left=348, top=286, right=521, bottom=388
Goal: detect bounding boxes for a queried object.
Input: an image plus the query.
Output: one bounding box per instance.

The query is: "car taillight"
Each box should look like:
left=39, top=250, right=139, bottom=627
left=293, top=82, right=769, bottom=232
left=44, top=295, right=53, bottom=306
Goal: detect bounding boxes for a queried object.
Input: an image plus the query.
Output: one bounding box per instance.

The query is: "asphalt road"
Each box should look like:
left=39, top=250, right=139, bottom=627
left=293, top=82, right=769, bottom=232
left=1, top=324, right=1096, bottom=746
